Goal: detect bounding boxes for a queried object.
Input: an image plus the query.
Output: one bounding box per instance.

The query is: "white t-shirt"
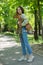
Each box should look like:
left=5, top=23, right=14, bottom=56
left=21, top=14, right=28, bottom=26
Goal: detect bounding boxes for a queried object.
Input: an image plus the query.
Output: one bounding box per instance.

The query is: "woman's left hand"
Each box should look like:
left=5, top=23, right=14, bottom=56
left=18, top=21, right=22, bottom=28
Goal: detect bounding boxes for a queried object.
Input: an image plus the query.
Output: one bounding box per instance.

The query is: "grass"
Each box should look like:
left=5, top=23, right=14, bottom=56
left=28, top=35, right=43, bottom=44
left=0, top=32, right=43, bottom=44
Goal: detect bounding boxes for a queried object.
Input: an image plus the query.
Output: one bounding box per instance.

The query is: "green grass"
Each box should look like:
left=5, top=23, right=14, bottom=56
left=4, top=32, right=20, bottom=42
left=28, top=35, right=43, bottom=44
left=0, top=32, right=43, bottom=44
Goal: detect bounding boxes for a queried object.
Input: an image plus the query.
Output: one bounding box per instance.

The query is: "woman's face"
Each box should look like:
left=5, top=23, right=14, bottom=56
left=17, top=7, right=22, bottom=14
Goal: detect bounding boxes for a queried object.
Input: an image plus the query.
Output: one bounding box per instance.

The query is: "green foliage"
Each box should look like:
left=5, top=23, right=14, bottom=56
left=0, top=0, right=43, bottom=32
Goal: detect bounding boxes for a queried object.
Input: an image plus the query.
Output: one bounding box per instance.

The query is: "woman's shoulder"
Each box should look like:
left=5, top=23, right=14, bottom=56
left=21, top=14, right=26, bottom=19
left=21, top=14, right=25, bottom=17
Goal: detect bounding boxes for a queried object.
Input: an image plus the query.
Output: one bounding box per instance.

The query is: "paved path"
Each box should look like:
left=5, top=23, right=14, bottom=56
left=0, top=35, right=43, bottom=65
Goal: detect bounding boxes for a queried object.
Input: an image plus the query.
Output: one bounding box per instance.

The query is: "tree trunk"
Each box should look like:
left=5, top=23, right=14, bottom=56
left=37, top=0, right=42, bottom=36
left=42, top=26, right=43, bottom=40
left=34, top=10, right=38, bottom=40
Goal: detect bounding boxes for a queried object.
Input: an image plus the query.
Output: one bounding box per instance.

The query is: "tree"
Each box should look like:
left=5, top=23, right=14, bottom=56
left=0, top=0, right=43, bottom=38
left=34, top=10, right=38, bottom=40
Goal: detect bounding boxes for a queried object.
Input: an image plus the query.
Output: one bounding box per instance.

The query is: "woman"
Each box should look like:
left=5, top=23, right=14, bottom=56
left=15, top=6, right=34, bottom=63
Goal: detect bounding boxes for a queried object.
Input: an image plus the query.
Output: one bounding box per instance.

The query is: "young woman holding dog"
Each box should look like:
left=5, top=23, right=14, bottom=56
left=14, top=6, right=34, bottom=63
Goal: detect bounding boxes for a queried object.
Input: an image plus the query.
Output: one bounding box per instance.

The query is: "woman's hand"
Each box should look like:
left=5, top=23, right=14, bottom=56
left=18, top=21, right=22, bottom=28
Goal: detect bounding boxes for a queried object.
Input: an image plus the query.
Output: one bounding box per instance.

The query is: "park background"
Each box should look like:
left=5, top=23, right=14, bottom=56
left=0, top=0, right=43, bottom=56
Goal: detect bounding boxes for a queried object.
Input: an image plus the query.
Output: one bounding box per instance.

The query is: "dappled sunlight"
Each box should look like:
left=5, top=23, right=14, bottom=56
left=0, top=0, right=43, bottom=64
left=0, top=36, right=14, bottom=42
left=0, top=35, right=21, bottom=65
left=12, top=58, right=16, bottom=61
left=0, top=53, right=4, bottom=57
left=15, top=51, right=21, bottom=54
left=0, top=35, right=20, bottom=51
left=0, top=35, right=43, bottom=65
left=0, top=48, right=5, bottom=51
left=0, top=41, right=17, bottom=48
left=0, top=63, right=3, bottom=65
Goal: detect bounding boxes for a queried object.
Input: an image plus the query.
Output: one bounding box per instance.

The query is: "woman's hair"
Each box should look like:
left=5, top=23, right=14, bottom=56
left=16, top=6, right=24, bottom=14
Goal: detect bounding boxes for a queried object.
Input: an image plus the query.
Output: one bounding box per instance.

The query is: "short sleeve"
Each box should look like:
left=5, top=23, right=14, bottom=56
left=21, top=14, right=26, bottom=19
left=21, top=14, right=28, bottom=26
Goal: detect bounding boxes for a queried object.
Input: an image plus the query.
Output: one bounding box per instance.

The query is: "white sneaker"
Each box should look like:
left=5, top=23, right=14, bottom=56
left=18, top=56, right=27, bottom=62
left=27, top=55, right=34, bottom=63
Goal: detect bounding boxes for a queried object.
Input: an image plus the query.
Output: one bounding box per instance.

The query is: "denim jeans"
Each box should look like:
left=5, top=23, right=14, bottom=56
left=20, top=27, right=32, bottom=55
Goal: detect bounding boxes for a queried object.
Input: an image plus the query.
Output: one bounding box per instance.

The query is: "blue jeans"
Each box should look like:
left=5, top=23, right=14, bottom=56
left=20, top=27, right=32, bottom=55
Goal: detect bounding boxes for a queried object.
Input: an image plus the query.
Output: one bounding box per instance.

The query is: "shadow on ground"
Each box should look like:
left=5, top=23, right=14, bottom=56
left=0, top=35, right=43, bottom=65
left=0, top=45, right=43, bottom=65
